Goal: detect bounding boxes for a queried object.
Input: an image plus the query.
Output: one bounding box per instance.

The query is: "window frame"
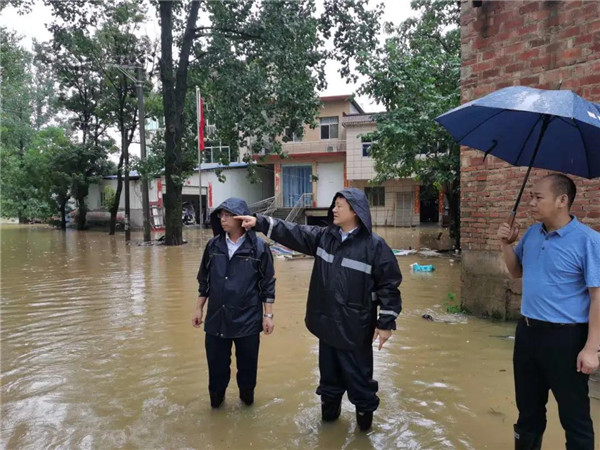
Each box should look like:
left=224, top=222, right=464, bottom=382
left=362, top=142, right=372, bottom=157
left=364, top=186, right=385, bottom=207
left=284, top=127, right=302, bottom=142
left=320, top=116, right=339, bottom=140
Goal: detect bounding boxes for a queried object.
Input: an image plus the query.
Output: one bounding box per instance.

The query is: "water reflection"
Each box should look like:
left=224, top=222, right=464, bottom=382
left=1, top=224, right=598, bottom=449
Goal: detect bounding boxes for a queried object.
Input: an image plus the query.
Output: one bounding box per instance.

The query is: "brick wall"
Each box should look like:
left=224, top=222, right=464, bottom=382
left=460, top=0, right=600, bottom=319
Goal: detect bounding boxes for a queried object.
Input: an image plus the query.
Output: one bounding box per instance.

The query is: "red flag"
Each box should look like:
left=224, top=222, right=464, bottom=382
left=198, top=97, right=205, bottom=153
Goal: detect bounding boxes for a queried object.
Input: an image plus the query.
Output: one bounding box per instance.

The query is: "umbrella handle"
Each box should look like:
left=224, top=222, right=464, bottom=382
left=507, top=211, right=516, bottom=228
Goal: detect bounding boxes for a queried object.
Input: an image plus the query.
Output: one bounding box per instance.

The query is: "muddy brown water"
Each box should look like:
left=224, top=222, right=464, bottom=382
left=1, top=225, right=598, bottom=449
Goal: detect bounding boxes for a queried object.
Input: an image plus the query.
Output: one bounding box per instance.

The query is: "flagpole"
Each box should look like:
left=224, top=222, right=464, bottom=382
left=196, top=87, right=203, bottom=239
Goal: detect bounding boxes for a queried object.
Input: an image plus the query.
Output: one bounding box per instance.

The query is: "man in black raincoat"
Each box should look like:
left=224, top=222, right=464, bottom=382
left=235, top=188, right=402, bottom=431
left=193, top=198, right=276, bottom=409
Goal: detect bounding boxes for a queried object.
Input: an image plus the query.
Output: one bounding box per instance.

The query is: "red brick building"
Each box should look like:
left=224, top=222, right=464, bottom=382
left=460, top=1, right=600, bottom=319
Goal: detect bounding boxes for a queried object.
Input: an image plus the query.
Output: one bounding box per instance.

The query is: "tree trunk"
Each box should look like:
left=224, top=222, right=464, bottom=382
left=159, top=0, right=200, bottom=246
left=109, top=138, right=126, bottom=235
left=444, top=178, right=461, bottom=251
left=59, top=198, right=67, bottom=230
left=76, top=197, right=87, bottom=230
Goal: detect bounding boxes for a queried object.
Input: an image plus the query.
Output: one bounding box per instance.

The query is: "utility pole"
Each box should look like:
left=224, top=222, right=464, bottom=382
left=107, top=59, right=151, bottom=243
left=124, top=134, right=131, bottom=243
left=137, top=67, right=151, bottom=242
left=196, top=87, right=203, bottom=231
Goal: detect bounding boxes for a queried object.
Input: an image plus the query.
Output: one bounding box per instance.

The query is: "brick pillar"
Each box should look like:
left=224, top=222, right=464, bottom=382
left=460, top=1, right=600, bottom=319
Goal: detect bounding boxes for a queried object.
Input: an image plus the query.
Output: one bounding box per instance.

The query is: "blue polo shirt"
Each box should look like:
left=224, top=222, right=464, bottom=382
left=514, top=216, right=600, bottom=323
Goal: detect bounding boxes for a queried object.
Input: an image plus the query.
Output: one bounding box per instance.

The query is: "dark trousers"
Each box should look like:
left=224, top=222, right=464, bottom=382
left=316, top=340, right=380, bottom=412
left=513, top=318, right=594, bottom=449
left=205, top=333, right=260, bottom=394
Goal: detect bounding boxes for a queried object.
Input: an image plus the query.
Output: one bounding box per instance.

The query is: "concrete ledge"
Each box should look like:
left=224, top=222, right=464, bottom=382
left=462, top=250, right=521, bottom=320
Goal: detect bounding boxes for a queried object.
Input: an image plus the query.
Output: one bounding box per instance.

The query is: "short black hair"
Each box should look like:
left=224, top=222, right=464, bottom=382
left=543, top=173, right=577, bottom=208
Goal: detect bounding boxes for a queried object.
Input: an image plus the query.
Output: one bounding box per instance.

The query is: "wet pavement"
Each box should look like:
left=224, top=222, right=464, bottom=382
left=1, top=224, right=598, bottom=449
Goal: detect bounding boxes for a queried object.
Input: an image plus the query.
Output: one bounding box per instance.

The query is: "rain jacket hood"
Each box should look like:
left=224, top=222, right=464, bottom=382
left=327, top=188, right=372, bottom=234
left=210, top=197, right=256, bottom=241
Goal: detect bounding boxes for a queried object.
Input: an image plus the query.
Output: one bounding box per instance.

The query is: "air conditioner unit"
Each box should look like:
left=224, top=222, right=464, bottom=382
left=326, top=145, right=335, bottom=152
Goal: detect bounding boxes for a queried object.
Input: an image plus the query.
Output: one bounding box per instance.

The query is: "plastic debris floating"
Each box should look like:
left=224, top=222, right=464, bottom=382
left=410, top=263, right=435, bottom=272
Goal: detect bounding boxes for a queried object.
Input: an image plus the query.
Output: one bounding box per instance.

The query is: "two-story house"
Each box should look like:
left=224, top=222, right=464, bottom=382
left=255, top=95, right=420, bottom=226
left=342, top=111, right=420, bottom=227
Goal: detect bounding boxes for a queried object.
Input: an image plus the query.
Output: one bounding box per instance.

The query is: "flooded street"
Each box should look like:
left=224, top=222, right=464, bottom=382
left=1, top=225, right=598, bottom=449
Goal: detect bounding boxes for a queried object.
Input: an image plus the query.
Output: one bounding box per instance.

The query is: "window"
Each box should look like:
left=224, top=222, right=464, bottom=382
left=203, top=145, right=235, bottom=164
left=362, top=143, right=372, bottom=157
left=320, top=116, right=339, bottom=140
left=361, top=135, right=373, bottom=157
left=284, top=128, right=302, bottom=142
left=365, top=186, right=385, bottom=207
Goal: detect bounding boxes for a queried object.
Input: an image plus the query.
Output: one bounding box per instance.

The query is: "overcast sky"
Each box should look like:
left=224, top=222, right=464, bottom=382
left=1, top=1, right=415, bottom=160
left=0, top=0, right=415, bottom=112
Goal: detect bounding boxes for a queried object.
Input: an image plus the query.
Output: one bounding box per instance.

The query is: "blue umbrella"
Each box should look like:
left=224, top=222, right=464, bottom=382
left=436, top=86, right=600, bottom=224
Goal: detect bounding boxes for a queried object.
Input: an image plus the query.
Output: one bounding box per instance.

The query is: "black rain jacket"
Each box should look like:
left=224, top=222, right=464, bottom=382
left=197, top=198, right=275, bottom=338
left=256, top=188, right=402, bottom=350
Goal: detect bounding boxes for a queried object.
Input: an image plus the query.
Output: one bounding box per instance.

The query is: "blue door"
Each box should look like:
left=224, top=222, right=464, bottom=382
left=282, top=165, right=312, bottom=207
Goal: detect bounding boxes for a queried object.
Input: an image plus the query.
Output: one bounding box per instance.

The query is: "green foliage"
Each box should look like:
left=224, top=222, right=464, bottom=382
left=358, top=0, right=462, bottom=248
left=443, top=291, right=468, bottom=314
left=0, top=146, right=49, bottom=220
left=101, top=186, right=116, bottom=210
left=0, top=28, right=34, bottom=153
left=4, top=1, right=384, bottom=242
left=0, top=28, right=45, bottom=220
left=153, top=0, right=383, bottom=244
left=1, top=127, right=77, bottom=221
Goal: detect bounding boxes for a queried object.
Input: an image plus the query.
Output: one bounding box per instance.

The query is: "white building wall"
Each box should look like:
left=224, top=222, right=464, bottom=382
left=89, top=178, right=161, bottom=210
left=86, top=184, right=102, bottom=210
left=349, top=179, right=420, bottom=227
left=179, top=165, right=273, bottom=209
left=345, top=123, right=377, bottom=180
left=86, top=165, right=273, bottom=226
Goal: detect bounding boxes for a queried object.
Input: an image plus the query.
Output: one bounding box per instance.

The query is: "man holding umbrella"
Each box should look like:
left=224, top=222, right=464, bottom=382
left=436, top=86, right=600, bottom=450
left=498, top=174, right=599, bottom=450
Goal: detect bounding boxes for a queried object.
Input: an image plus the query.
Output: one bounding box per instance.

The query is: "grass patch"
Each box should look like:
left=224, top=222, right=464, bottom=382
left=443, top=292, right=469, bottom=314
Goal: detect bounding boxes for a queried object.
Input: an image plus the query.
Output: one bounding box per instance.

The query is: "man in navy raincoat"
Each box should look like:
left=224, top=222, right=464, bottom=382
left=236, top=188, right=402, bottom=431
left=193, top=198, right=276, bottom=409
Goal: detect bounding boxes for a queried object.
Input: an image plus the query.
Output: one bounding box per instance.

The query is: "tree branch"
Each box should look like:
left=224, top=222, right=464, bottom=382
left=193, top=26, right=262, bottom=40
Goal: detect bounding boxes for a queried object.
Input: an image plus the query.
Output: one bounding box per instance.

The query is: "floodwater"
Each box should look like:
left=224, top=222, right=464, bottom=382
left=1, top=224, right=598, bottom=449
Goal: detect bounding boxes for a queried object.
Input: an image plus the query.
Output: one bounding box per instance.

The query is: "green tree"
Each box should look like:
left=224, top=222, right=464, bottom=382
left=0, top=28, right=37, bottom=221
left=1, top=23, right=115, bottom=228
left=13, top=0, right=382, bottom=243
left=70, top=139, right=115, bottom=229
left=358, top=0, right=461, bottom=248
left=93, top=1, right=152, bottom=235
left=32, top=127, right=76, bottom=228
left=156, top=0, right=382, bottom=245
left=35, top=19, right=113, bottom=229
left=32, top=1, right=152, bottom=233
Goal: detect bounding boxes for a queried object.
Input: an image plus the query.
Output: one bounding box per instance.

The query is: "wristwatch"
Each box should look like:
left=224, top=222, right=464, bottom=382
left=263, top=313, right=274, bottom=319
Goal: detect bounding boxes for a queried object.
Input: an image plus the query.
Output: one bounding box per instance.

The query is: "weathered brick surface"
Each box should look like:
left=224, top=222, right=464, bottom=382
left=460, top=1, right=600, bottom=320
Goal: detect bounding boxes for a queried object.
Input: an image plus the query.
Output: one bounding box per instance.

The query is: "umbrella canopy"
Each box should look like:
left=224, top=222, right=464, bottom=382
left=436, top=86, right=600, bottom=221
